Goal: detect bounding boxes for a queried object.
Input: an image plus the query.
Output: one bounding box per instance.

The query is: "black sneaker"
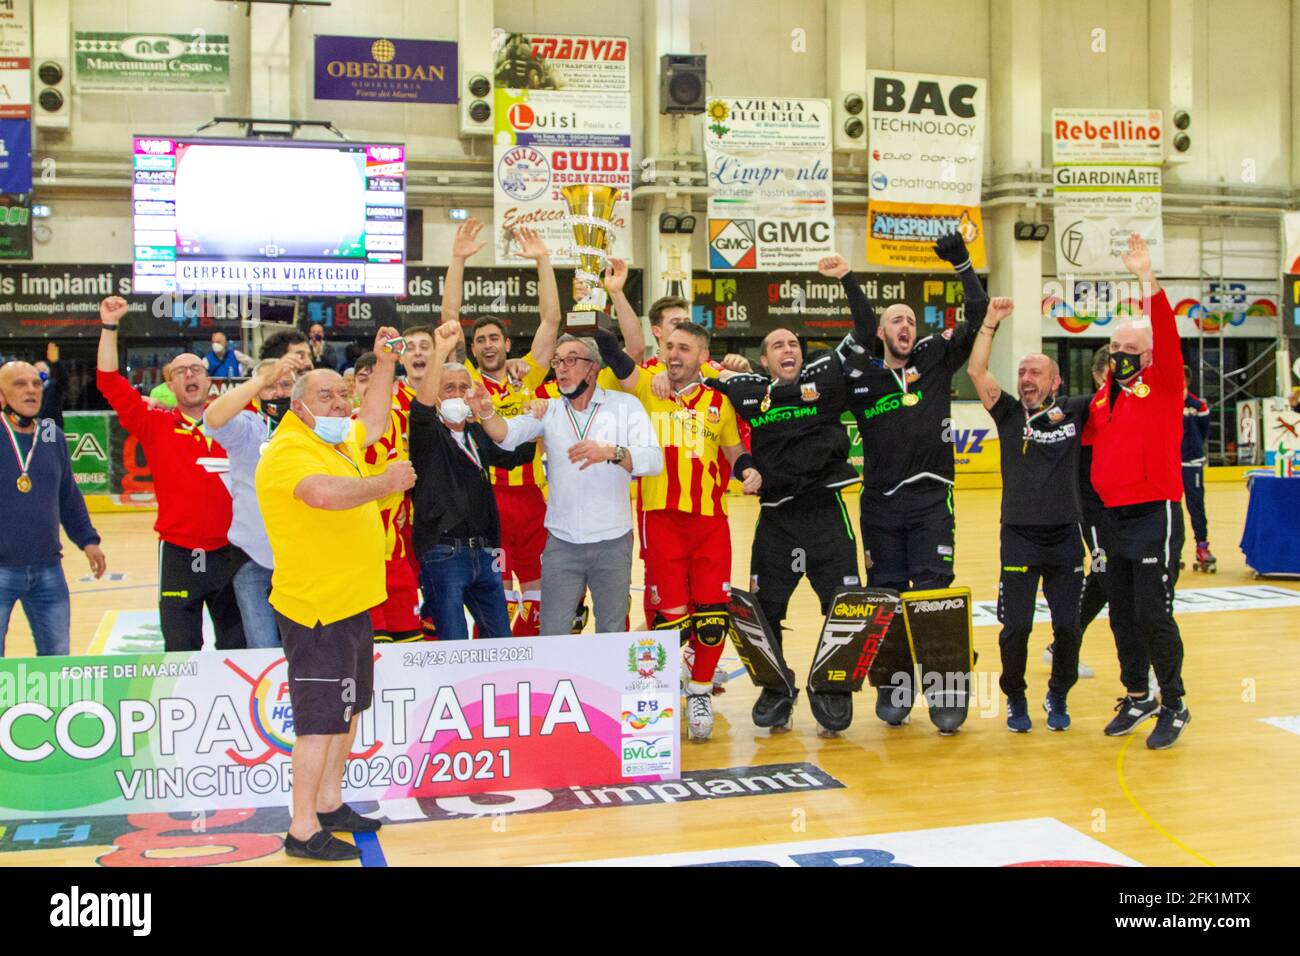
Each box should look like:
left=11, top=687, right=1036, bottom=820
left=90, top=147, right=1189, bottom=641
left=318, top=804, right=382, bottom=833
left=1103, top=694, right=1160, bottom=736
left=284, top=830, right=362, bottom=861
left=1145, top=705, right=1191, bottom=750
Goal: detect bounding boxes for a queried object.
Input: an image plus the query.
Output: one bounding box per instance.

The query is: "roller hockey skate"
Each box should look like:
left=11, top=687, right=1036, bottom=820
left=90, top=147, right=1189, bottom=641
left=685, top=687, right=714, bottom=742
left=752, top=680, right=798, bottom=732
left=1191, top=542, right=1217, bottom=573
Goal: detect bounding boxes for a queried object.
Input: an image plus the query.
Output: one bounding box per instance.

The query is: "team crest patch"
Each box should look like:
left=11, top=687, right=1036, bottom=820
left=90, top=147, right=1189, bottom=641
left=707, top=405, right=721, bottom=423
left=1047, top=407, right=1065, bottom=423
left=649, top=585, right=660, bottom=606
left=801, top=383, right=819, bottom=402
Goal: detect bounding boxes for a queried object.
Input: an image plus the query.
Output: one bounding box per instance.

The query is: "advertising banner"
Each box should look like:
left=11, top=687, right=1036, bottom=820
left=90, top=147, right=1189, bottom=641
left=1287, top=273, right=1300, bottom=334
left=492, top=32, right=631, bottom=267
left=866, top=71, right=987, bottom=270
left=73, top=32, right=231, bottom=93
left=0, top=633, right=681, bottom=819
left=1283, top=211, right=1300, bottom=275
left=0, top=263, right=644, bottom=339
left=1262, top=397, right=1300, bottom=465
left=1236, top=399, right=1261, bottom=466
left=1051, top=108, right=1164, bottom=276
left=0, top=190, right=29, bottom=259
left=689, top=270, right=982, bottom=340
left=703, top=97, right=833, bottom=271
left=0, top=117, right=31, bottom=191
left=313, top=35, right=457, bottom=105
left=0, top=0, right=31, bottom=119
left=63, top=412, right=113, bottom=495
left=1041, top=277, right=1279, bottom=339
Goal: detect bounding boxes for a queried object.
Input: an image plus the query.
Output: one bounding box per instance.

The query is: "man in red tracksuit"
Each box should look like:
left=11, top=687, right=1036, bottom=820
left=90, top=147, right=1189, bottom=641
left=96, top=296, right=245, bottom=651
left=1083, top=234, right=1189, bottom=750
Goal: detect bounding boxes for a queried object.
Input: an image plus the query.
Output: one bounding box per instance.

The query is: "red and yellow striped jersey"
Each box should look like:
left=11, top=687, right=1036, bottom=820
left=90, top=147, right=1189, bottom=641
left=359, top=408, right=411, bottom=560
left=629, top=374, right=740, bottom=516
left=466, top=353, right=549, bottom=487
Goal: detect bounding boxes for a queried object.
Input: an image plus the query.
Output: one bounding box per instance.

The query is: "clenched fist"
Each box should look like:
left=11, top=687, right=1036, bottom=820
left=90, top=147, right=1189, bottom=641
left=382, top=460, right=417, bottom=494
left=100, top=296, right=129, bottom=325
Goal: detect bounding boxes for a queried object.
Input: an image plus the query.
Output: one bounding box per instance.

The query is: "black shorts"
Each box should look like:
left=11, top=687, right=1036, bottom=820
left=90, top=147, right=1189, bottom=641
left=859, top=480, right=955, bottom=590
left=277, top=610, right=375, bottom=736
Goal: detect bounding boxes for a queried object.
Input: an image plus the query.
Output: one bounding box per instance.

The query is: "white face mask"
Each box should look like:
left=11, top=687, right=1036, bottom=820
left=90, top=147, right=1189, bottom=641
left=212, top=342, right=225, bottom=355
left=440, top=397, right=472, bottom=425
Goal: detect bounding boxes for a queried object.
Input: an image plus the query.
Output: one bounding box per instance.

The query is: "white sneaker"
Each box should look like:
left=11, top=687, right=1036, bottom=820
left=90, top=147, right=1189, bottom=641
left=686, top=691, right=713, bottom=742
left=1044, top=645, right=1095, bottom=679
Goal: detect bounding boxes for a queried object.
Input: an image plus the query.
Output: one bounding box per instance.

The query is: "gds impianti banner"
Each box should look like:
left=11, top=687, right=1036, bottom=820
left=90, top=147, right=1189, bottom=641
left=703, top=97, right=833, bottom=271
left=1052, top=108, right=1164, bottom=276
left=491, top=32, right=631, bottom=267
left=866, top=71, right=987, bottom=271
left=0, top=632, right=680, bottom=818
left=74, top=32, right=231, bottom=93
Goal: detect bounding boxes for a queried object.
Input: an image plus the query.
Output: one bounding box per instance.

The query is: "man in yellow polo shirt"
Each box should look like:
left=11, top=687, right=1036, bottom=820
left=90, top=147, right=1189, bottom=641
left=256, top=366, right=415, bottom=862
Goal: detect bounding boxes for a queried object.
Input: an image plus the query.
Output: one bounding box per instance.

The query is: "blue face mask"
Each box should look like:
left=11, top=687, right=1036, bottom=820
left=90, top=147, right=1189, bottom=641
left=303, top=406, right=350, bottom=445
left=38, top=371, right=49, bottom=384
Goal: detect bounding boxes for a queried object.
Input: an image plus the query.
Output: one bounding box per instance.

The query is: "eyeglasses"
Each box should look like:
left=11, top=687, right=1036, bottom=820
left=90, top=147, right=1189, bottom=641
left=551, top=355, right=595, bottom=369
left=170, top=364, right=206, bottom=378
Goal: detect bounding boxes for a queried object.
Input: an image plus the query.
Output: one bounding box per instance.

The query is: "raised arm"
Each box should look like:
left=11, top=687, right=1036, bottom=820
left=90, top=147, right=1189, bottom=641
left=934, top=233, right=988, bottom=364
left=417, top=323, right=462, bottom=409
left=514, top=227, right=562, bottom=368
left=439, top=218, right=487, bottom=361
left=357, top=325, right=401, bottom=446
left=966, top=297, right=1011, bottom=410
left=592, top=326, right=640, bottom=391
left=96, top=296, right=129, bottom=374
left=603, top=258, right=645, bottom=362
left=818, top=254, right=877, bottom=347
left=1120, top=232, right=1181, bottom=392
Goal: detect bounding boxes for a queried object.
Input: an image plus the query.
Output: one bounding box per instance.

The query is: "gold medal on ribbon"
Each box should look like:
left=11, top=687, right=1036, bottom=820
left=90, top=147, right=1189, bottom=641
left=16, top=474, right=31, bottom=493
left=759, top=395, right=771, bottom=413
left=1133, top=383, right=1150, bottom=398
left=902, top=393, right=920, bottom=407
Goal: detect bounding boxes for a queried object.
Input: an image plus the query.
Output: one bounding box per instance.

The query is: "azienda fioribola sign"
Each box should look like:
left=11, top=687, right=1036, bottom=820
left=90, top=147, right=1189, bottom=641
left=0, top=632, right=680, bottom=818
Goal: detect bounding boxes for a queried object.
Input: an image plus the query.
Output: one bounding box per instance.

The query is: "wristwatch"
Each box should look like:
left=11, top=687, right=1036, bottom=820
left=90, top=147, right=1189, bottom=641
left=610, top=445, right=627, bottom=465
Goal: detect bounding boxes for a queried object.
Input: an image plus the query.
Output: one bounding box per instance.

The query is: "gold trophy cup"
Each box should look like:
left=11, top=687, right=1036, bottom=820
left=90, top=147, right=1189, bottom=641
left=561, top=184, right=621, bottom=333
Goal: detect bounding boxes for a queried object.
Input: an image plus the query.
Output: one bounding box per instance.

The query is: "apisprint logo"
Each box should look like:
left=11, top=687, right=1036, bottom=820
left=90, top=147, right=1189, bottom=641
left=222, top=657, right=381, bottom=765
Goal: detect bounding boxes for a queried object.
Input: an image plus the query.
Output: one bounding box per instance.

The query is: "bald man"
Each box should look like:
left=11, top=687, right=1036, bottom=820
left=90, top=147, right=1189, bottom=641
left=96, top=296, right=245, bottom=651
left=968, top=298, right=1091, bottom=733
left=1083, top=234, right=1190, bottom=750
left=1, top=361, right=105, bottom=656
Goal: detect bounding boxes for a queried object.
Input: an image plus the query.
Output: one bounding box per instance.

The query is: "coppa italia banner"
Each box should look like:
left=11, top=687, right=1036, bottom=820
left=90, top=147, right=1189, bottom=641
left=703, top=97, right=833, bottom=271
left=491, top=32, right=631, bottom=267
left=0, top=633, right=681, bottom=818
left=866, top=71, right=987, bottom=270
left=1052, top=108, right=1164, bottom=275
left=689, top=270, right=983, bottom=339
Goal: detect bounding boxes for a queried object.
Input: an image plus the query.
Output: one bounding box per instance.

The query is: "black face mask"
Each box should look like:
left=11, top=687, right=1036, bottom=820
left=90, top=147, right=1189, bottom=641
left=560, top=378, right=590, bottom=401
left=262, top=396, right=291, bottom=423
left=3, top=405, right=34, bottom=428
left=1109, top=351, right=1143, bottom=383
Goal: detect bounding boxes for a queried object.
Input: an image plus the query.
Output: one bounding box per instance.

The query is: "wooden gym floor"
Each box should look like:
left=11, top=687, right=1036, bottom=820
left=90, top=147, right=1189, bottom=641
left=3, top=481, right=1298, bottom=867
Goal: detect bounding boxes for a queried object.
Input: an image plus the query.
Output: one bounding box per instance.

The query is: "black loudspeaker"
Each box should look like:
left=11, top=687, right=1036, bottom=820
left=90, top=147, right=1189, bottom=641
left=659, top=54, right=706, bottom=115
left=406, top=209, right=424, bottom=263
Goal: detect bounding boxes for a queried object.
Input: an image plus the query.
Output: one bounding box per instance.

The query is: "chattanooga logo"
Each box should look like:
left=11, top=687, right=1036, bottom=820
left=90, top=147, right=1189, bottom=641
left=50, top=886, right=151, bottom=936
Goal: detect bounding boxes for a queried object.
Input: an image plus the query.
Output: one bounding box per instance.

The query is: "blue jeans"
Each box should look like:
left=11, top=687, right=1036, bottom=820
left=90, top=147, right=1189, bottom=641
left=0, top=563, right=71, bottom=656
left=232, top=559, right=281, bottom=648
left=418, top=542, right=511, bottom=640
